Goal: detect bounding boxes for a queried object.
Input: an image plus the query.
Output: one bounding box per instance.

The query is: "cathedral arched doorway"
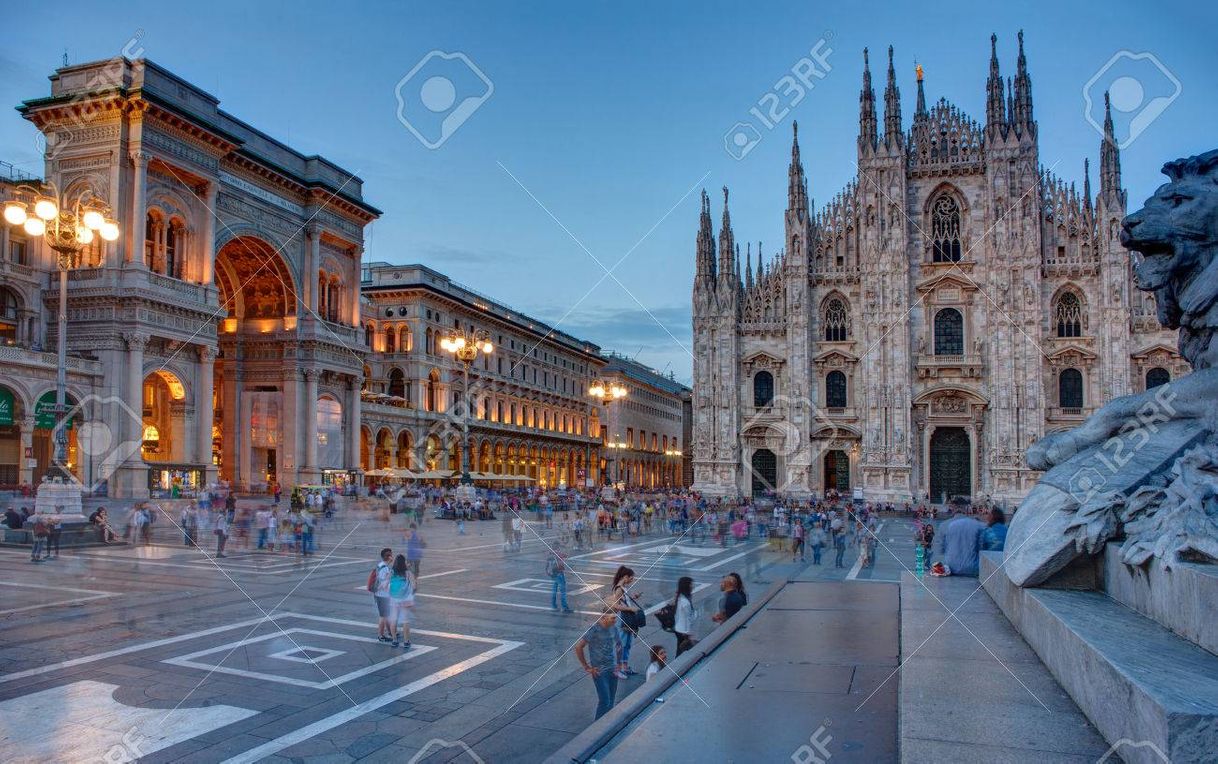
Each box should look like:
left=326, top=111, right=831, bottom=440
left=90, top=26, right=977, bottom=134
left=750, top=448, right=777, bottom=495
left=929, top=427, right=971, bottom=503
left=824, top=449, right=850, bottom=492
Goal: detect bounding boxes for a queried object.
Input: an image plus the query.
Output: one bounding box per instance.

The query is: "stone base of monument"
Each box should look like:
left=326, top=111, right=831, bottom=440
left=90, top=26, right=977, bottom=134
left=33, top=477, right=86, bottom=520
left=453, top=484, right=477, bottom=502
left=982, top=552, right=1218, bottom=763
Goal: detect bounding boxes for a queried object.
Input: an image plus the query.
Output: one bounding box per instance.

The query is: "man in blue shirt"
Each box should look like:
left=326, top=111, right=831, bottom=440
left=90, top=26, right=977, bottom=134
left=574, top=611, right=620, bottom=719
left=938, top=507, right=986, bottom=576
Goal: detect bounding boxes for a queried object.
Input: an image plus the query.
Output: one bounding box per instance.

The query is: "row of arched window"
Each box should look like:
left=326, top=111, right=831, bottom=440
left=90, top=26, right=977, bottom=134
left=750, top=365, right=1171, bottom=414
left=818, top=289, right=1090, bottom=347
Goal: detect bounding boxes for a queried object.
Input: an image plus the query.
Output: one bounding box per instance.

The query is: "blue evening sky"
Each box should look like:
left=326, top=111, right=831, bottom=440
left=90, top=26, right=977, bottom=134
left=2, top=1, right=1215, bottom=383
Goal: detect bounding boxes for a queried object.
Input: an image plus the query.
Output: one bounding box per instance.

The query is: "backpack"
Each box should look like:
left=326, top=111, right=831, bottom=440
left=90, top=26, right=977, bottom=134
left=33, top=520, right=49, bottom=538
left=654, top=598, right=676, bottom=632
left=366, top=567, right=378, bottom=592
left=545, top=555, right=559, bottom=577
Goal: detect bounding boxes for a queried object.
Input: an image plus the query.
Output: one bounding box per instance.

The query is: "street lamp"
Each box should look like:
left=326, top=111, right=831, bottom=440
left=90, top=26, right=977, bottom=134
left=3, top=182, right=119, bottom=482
left=588, top=378, right=628, bottom=489
left=439, top=328, right=493, bottom=485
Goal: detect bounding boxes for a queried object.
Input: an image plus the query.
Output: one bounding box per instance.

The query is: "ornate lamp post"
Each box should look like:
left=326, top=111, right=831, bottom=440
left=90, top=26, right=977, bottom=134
left=587, top=379, right=627, bottom=488
left=439, top=328, right=493, bottom=485
left=4, top=184, right=119, bottom=482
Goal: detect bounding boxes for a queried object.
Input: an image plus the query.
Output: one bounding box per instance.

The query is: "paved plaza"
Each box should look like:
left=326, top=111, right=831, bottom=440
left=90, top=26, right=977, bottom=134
left=0, top=506, right=884, bottom=762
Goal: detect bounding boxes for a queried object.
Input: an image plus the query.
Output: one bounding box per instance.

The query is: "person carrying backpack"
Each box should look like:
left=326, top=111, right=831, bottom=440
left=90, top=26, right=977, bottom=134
left=367, top=548, right=394, bottom=642
left=548, top=549, right=573, bottom=612
left=30, top=516, right=49, bottom=562
left=672, top=576, right=697, bottom=656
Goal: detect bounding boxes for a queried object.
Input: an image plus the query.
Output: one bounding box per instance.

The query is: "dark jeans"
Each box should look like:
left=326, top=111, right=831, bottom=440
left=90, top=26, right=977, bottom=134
left=812, top=543, right=823, bottom=564
left=551, top=572, right=568, bottom=609
left=48, top=530, right=61, bottom=556
left=675, top=631, right=692, bottom=657
left=835, top=542, right=846, bottom=567
left=592, top=669, right=618, bottom=719
left=216, top=532, right=228, bottom=555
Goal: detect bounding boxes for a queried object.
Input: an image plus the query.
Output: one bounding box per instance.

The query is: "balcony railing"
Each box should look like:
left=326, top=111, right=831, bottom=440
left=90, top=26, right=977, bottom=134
left=916, top=353, right=984, bottom=379
left=0, top=344, right=101, bottom=373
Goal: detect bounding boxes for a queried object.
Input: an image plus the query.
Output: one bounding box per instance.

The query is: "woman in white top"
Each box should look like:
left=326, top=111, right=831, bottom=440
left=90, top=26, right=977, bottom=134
left=673, top=575, right=696, bottom=656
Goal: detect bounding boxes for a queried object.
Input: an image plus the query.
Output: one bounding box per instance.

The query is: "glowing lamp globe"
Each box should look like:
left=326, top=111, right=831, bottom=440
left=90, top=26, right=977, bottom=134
left=3, top=203, right=27, bottom=226
left=33, top=198, right=58, bottom=221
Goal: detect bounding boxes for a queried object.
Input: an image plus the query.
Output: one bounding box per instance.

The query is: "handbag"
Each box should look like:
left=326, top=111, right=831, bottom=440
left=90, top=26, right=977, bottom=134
left=654, top=600, right=676, bottom=632
left=621, top=607, right=646, bottom=633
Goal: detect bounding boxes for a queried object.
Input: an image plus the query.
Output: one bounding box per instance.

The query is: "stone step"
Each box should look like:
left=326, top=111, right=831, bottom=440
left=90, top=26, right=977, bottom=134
left=983, top=552, right=1218, bottom=764
left=1103, top=544, right=1218, bottom=656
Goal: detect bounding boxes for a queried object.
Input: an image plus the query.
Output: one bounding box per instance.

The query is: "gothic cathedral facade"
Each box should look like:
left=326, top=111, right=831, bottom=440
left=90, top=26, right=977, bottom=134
left=691, top=34, right=1186, bottom=504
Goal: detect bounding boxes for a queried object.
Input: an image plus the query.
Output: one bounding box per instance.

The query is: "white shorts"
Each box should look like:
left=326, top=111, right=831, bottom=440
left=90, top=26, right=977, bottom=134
left=390, top=599, right=414, bottom=626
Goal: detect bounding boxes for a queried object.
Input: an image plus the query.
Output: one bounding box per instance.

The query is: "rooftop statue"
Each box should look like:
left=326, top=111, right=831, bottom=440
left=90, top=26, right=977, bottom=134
left=1006, top=149, right=1218, bottom=586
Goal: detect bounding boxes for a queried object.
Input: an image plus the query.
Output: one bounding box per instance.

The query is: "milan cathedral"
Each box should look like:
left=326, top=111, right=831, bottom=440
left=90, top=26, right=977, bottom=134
left=691, top=33, right=1186, bottom=503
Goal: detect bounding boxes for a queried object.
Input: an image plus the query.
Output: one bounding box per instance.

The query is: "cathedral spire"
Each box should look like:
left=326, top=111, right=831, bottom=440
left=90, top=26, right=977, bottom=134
left=744, top=242, right=753, bottom=289
left=1006, top=76, right=1014, bottom=127
left=985, top=33, right=1006, bottom=134
left=914, top=61, right=927, bottom=118
left=1099, top=92, right=1123, bottom=202
left=788, top=122, right=809, bottom=216
left=1083, top=158, right=1093, bottom=215
left=858, top=47, right=877, bottom=152
left=718, top=186, right=736, bottom=284
left=695, top=189, right=716, bottom=282
left=882, top=45, right=902, bottom=148
left=1012, top=30, right=1034, bottom=135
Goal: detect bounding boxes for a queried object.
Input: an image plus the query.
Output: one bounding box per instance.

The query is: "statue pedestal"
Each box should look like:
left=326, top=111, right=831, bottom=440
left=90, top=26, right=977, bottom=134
left=453, top=484, right=478, bottom=503
left=33, top=477, right=88, bottom=524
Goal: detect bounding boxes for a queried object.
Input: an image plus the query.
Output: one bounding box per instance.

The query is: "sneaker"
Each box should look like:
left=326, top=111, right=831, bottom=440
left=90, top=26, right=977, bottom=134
left=378, top=635, right=392, bottom=643
left=391, top=639, right=399, bottom=647
left=402, top=642, right=411, bottom=650
left=625, top=668, right=639, bottom=676
left=614, top=670, right=628, bottom=680
left=562, top=608, right=574, bottom=613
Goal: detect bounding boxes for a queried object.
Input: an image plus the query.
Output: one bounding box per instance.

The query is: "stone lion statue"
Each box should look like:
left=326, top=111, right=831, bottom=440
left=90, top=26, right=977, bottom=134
left=1005, top=148, right=1218, bottom=587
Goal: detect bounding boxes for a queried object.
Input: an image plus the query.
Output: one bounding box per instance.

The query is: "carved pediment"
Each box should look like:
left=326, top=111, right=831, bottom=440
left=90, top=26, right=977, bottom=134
left=742, top=352, right=785, bottom=372
left=1046, top=343, right=1098, bottom=368
left=812, top=348, right=859, bottom=368
left=1130, top=343, right=1178, bottom=361
left=914, top=271, right=979, bottom=299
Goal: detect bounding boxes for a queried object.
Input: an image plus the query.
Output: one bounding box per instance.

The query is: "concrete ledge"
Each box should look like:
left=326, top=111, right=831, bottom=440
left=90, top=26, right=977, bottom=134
left=983, top=553, right=1218, bottom=764
left=0, top=526, right=113, bottom=548
left=542, top=574, right=791, bottom=764
left=1103, top=544, right=1218, bottom=655
left=899, top=571, right=1108, bottom=763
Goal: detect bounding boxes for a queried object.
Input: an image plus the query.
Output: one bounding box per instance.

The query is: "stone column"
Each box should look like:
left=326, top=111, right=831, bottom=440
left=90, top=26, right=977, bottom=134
left=19, top=415, right=34, bottom=486
left=196, top=346, right=216, bottom=485
left=304, top=225, right=320, bottom=313
left=200, top=183, right=217, bottom=285
left=348, top=374, right=363, bottom=476
left=281, top=368, right=301, bottom=488
left=128, top=151, right=150, bottom=265
left=303, top=369, right=319, bottom=479
left=122, top=332, right=149, bottom=498
left=349, top=246, right=363, bottom=326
